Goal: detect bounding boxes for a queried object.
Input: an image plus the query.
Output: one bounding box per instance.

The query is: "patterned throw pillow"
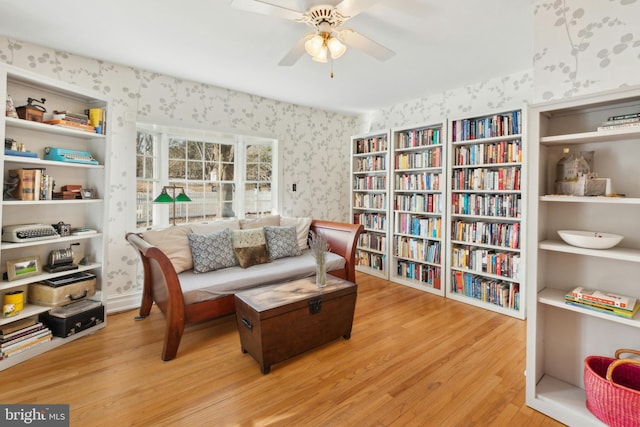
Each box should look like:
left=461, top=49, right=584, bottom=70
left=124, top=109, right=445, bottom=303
left=264, top=226, right=302, bottom=260
left=187, top=229, right=237, bottom=273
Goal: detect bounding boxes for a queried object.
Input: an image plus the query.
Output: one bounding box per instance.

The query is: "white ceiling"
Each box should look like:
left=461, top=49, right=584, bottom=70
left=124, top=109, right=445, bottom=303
left=0, top=0, right=533, bottom=115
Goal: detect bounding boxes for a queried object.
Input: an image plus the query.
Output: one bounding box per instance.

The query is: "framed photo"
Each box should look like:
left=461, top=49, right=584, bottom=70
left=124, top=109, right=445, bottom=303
left=80, top=188, right=96, bottom=199
left=7, top=256, right=42, bottom=281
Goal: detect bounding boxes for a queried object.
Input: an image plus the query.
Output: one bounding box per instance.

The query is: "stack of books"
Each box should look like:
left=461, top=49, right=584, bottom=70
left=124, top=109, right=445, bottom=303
left=565, top=286, right=640, bottom=319
left=43, top=110, right=96, bottom=133
left=0, top=318, right=53, bottom=360
left=597, top=112, right=640, bottom=131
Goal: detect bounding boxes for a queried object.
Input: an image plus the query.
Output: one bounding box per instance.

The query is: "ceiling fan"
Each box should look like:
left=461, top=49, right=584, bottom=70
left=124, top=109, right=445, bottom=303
left=231, top=0, right=395, bottom=74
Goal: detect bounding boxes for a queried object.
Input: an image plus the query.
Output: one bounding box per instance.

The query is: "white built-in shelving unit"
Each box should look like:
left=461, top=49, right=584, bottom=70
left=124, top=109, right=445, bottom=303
left=526, top=87, right=640, bottom=426
left=0, top=64, right=109, bottom=370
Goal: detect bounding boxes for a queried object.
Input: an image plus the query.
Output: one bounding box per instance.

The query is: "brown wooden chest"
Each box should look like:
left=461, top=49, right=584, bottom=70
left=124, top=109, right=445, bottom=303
left=234, top=276, right=357, bottom=374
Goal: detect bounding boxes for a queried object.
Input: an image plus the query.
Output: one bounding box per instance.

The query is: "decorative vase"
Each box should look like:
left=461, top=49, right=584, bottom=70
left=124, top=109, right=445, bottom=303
left=316, top=252, right=327, bottom=288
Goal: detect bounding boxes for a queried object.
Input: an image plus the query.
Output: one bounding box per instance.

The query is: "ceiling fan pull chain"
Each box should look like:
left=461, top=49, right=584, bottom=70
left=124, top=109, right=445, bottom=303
left=330, top=55, right=334, bottom=78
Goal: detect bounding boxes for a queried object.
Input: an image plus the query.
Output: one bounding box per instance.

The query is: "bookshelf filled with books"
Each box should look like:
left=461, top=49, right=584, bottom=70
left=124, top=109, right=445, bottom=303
left=389, top=123, right=445, bottom=295
left=0, top=64, right=109, bottom=370
left=351, top=130, right=390, bottom=279
left=446, top=108, right=526, bottom=319
left=526, top=87, right=640, bottom=426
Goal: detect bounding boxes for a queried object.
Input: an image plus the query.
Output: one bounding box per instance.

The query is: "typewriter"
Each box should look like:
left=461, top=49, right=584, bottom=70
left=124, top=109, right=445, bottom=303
left=2, top=223, right=60, bottom=242
left=43, top=147, right=99, bottom=165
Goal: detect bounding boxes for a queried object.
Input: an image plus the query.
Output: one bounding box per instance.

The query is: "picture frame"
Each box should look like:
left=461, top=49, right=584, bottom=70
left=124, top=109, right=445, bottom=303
left=7, top=256, right=42, bottom=282
left=80, top=187, right=96, bottom=199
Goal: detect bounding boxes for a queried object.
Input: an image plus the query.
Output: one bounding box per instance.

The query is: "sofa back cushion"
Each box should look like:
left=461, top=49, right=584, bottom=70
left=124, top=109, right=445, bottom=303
left=239, top=215, right=280, bottom=230
left=280, top=216, right=312, bottom=251
left=141, top=225, right=193, bottom=273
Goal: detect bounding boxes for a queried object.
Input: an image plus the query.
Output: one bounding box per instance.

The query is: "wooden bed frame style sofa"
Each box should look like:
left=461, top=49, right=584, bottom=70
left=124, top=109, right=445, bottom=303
left=126, top=217, right=363, bottom=361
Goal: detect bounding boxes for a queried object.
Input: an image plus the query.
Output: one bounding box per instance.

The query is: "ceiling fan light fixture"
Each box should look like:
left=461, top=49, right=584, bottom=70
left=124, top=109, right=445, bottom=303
left=311, top=45, right=328, bottom=63
left=326, top=36, right=346, bottom=59
left=304, top=34, right=325, bottom=58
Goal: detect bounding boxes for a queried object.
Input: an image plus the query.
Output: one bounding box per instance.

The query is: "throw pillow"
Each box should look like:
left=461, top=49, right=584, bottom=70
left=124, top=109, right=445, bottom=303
left=234, top=245, right=271, bottom=268
left=280, top=216, right=312, bottom=251
left=231, top=228, right=271, bottom=268
left=239, top=215, right=281, bottom=230
left=141, top=225, right=193, bottom=273
left=264, top=226, right=302, bottom=260
left=231, top=228, right=266, bottom=247
left=187, top=229, right=237, bottom=273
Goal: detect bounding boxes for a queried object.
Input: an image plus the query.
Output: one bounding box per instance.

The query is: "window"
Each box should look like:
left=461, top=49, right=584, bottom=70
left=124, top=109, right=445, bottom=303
left=136, top=125, right=278, bottom=229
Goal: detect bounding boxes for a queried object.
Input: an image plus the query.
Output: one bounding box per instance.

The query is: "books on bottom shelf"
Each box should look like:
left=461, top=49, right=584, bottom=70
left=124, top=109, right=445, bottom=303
left=0, top=319, right=53, bottom=360
left=565, top=287, right=639, bottom=319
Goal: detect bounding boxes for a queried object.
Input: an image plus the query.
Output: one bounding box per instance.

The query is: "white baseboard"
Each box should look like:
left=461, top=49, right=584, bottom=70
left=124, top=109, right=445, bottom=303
left=106, top=292, right=141, bottom=314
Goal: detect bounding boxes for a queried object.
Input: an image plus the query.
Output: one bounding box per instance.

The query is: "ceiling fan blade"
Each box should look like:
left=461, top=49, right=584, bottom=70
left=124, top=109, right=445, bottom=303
left=278, top=34, right=311, bottom=66
left=338, top=28, right=395, bottom=61
left=230, top=0, right=304, bottom=21
left=335, top=0, right=384, bottom=19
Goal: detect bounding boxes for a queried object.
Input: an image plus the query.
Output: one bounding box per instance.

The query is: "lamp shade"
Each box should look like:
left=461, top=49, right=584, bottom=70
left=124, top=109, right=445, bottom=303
left=327, top=36, right=346, bottom=59
left=175, top=192, right=191, bottom=202
left=305, top=34, right=325, bottom=57
left=153, top=189, right=173, bottom=203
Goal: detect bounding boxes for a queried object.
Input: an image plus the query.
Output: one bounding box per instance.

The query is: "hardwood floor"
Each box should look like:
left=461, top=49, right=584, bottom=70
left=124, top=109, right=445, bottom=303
left=0, top=273, right=564, bottom=426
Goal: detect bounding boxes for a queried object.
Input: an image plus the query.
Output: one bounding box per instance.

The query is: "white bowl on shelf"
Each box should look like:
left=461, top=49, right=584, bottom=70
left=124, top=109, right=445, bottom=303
left=557, top=230, right=623, bottom=249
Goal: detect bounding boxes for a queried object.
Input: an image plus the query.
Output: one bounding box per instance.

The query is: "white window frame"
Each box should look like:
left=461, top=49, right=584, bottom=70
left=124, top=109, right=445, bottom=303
left=136, top=123, right=280, bottom=230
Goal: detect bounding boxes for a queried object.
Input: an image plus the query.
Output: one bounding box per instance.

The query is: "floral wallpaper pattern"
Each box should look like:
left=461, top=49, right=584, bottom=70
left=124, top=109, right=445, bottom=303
left=533, top=0, right=640, bottom=101
left=0, top=0, right=637, bottom=310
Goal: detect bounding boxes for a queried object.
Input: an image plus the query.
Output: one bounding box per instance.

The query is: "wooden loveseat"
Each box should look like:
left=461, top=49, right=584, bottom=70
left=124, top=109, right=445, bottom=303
left=125, top=217, right=363, bottom=361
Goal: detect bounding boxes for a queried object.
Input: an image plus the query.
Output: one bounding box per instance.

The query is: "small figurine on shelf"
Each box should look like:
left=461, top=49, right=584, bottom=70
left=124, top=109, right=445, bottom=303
left=5, top=95, right=18, bottom=118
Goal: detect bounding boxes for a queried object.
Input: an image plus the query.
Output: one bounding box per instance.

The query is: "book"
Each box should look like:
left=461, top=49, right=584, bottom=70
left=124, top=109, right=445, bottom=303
left=71, top=228, right=97, bottom=236
left=0, top=322, right=46, bottom=340
left=1, top=326, right=50, bottom=349
left=569, top=286, right=636, bottom=310
left=597, top=121, right=640, bottom=131
left=565, top=295, right=640, bottom=319
left=43, top=119, right=96, bottom=133
left=607, top=112, right=640, bottom=121
left=7, top=169, right=37, bottom=201
left=0, top=317, right=37, bottom=336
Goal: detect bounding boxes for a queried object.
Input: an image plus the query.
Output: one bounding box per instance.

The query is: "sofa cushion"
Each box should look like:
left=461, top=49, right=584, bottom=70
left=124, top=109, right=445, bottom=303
left=231, top=228, right=271, bottom=268
left=178, top=250, right=346, bottom=298
left=190, top=219, right=240, bottom=234
left=280, top=216, right=312, bottom=251
left=239, top=215, right=280, bottom=229
left=264, top=225, right=302, bottom=260
left=141, top=225, right=193, bottom=273
left=187, top=229, right=237, bottom=273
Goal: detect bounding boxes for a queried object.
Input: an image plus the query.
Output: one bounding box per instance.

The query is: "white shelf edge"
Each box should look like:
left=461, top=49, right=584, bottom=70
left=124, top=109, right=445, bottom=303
left=540, top=127, right=640, bottom=145
left=540, top=195, right=640, bottom=204
left=1, top=233, right=102, bottom=250
left=450, top=213, right=521, bottom=221
left=451, top=133, right=523, bottom=145
left=450, top=266, right=521, bottom=284
left=361, top=228, right=387, bottom=234
left=356, top=246, right=384, bottom=255
left=3, top=199, right=103, bottom=206
left=392, top=254, right=441, bottom=268
left=0, top=263, right=102, bottom=291
left=5, top=116, right=105, bottom=139
left=355, top=265, right=387, bottom=279
left=0, top=304, right=50, bottom=326
left=393, top=233, right=442, bottom=241
left=452, top=161, right=523, bottom=169
left=539, top=240, right=640, bottom=262
left=538, top=287, right=640, bottom=327
left=394, top=144, right=443, bottom=152
left=451, top=240, right=521, bottom=253
left=4, top=155, right=104, bottom=169
left=389, top=275, right=444, bottom=296
left=352, top=151, right=387, bottom=157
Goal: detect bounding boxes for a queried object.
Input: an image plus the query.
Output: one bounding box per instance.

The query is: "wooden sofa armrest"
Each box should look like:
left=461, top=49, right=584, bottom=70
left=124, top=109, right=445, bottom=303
left=310, top=220, right=363, bottom=283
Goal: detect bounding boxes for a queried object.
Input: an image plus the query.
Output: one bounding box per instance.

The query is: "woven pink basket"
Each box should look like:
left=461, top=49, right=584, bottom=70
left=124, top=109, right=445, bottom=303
left=584, top=349, right=640, bottom=427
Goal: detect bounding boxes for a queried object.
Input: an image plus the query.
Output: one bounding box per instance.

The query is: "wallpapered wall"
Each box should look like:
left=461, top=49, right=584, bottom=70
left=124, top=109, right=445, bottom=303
left=0, top=36, right=358, bottom=309
left=0, top=0, right=638, bottom=309
left=533, top=0, right=640, bottom=101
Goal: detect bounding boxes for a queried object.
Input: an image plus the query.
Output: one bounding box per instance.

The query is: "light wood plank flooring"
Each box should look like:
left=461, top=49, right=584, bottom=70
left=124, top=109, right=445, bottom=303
left=0, top=273, right=564, bottom=426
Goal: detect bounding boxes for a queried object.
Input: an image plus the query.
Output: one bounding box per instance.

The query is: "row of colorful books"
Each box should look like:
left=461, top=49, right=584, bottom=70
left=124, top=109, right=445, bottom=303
left=0, top=317, right=53, bottom=360
left=564, top=286, right=639, bottom=319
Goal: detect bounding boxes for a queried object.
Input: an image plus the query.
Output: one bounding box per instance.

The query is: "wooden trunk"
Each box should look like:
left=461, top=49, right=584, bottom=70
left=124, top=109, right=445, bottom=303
left=234, top=276, right=357, bottom=374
